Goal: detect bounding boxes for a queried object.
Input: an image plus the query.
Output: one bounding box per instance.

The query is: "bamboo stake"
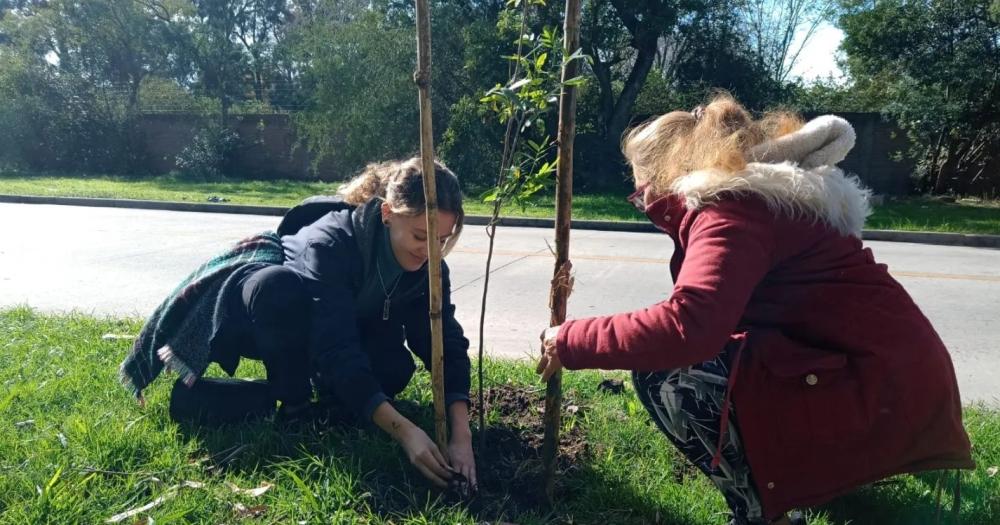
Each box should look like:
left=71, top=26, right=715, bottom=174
left=542, top=0, right=582, bottom=504
left=414, top=0, right=448, bottom=453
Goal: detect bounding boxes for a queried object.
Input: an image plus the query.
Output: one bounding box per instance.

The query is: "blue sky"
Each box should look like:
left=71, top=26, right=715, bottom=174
left=788, top=22, right=846, bottom=83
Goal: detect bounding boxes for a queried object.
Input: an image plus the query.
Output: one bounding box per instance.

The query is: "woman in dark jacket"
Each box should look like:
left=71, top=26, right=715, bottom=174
left=121, top=157, right=475, bottom=489
left=536, top=96, right=973, bottom=524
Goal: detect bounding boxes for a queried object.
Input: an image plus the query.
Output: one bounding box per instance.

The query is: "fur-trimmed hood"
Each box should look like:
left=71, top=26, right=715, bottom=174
left=669, top=115, right=872, bottom=238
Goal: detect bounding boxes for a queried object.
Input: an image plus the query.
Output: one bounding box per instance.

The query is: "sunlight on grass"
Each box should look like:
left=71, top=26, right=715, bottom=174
left=1, top=307, right=997, bottom=524
left=1, top=172, right=998, bottom=233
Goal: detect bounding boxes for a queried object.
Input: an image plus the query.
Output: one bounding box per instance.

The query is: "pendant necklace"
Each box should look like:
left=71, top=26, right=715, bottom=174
left=376, top=259, right=402, bottom=321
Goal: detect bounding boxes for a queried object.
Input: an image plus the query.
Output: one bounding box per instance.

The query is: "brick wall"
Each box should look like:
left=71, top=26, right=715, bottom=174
left=138, top=113, right=339, bottom=181
left=138, top=112, right=917, bottom=194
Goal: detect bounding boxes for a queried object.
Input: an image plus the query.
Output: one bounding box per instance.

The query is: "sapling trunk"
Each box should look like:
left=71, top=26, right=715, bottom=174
left=542, top=0, right=582, bottom=505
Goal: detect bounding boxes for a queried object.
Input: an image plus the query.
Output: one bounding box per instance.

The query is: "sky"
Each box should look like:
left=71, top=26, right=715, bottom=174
left=787, top=22, right=847, bottom=83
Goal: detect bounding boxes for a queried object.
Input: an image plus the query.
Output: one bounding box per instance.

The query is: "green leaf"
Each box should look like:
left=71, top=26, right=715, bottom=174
left=535, top=52, right=548, bottom=70
left=541, top=26, right=557, bottom=47
left=44, top=466, right=63, bottom=495
left=482, top=187, right=499, bottom=203
left=281, top=466, right=320, bottom=510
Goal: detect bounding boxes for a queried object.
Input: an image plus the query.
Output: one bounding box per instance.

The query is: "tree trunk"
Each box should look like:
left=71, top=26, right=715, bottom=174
left=922, top=129, right=947, bottom=193
left=935, top=139, right=963, bottom=195
left=590, top=57, right=614, bottom=136
left=414, top=0, right=448, bottom=453
left=542, top=0, right=581, bottom=505
left=583, top=1, right=613, bottom=136
left=127, top=74, right=142, bottom=115
left=220, top=96, right=230, bottom=127
left=604, top=41, right=656, bottom=142
left=254, top=69, right=265, bottom=103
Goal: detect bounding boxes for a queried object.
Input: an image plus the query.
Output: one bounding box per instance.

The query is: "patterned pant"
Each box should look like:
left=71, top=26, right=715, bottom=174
left=632, top=348, right=765, bottom=522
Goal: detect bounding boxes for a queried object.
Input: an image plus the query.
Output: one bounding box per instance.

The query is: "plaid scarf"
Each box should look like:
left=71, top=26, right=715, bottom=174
left=119, top=231, right=285, bottom=402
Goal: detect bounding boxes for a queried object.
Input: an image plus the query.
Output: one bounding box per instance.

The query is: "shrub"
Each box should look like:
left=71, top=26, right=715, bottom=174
left=174, top=124, right=241, bottom=181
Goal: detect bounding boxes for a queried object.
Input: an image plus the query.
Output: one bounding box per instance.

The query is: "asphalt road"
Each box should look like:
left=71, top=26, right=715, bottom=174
left=2, top=203, right=998, bottom=403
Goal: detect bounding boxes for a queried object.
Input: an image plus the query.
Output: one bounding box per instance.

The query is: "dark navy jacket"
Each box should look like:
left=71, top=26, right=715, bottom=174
left=276, top=196, right=471, bottom=421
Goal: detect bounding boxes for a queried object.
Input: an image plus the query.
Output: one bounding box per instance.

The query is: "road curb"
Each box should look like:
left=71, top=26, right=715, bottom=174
left=3, top=194, right=999, bottom=248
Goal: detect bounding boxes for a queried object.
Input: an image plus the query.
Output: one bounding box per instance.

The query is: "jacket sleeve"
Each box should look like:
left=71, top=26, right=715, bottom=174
left=404, top=262, right=472, bottom=407
left=304, top=241, right=388, bottom=421
left=557, top=201, right=777, bottom=371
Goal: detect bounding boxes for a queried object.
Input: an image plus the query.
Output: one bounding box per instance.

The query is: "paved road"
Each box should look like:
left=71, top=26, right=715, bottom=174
left=2, top=203, right=998, bottom=403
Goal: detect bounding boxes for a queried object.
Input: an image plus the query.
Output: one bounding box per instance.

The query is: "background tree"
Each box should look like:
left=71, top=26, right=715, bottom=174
left=582, top=0, right=702, bottom=143
left=668, top=0, right=782, bottom=109
left=0, top=0, right=190, bottom=172
left=737, top=0, right=836, bottom=85
left=220, top=0, right=292, bottom=105
left=840, top=0, right=1000, bottom=195
left=186, top=1, right=253, bottom=122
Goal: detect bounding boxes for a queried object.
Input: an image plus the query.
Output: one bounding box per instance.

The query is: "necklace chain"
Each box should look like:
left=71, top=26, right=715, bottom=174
left=376, top=259, right=402, bottom=321
left=376, top=259, right=402, bottom=297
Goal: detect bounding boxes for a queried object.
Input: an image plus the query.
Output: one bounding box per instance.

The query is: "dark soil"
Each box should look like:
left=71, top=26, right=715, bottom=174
left=363, top=384, right=591, bottom=520
left=458, top=384, right=590, bottom=517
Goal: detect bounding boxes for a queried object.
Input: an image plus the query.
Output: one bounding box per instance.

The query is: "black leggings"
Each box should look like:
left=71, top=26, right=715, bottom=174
left=230, top=264, right=313, bottom=406
left=212, top=264, right=418, bottom=413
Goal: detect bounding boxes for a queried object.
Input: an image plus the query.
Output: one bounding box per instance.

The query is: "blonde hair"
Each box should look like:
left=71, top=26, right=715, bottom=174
left=337, top=157, right=465, bottom=255
left=622, top=93, right=804, bottom=196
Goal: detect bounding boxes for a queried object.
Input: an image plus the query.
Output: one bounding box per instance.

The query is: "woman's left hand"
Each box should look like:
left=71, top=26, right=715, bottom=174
left=536, top=325, right=563, bottom=381
left=448, top=435, right=477, bottom=493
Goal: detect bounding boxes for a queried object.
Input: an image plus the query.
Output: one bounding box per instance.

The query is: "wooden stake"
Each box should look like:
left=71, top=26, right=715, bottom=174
left=542, top=0, right=582, bottom=504
left=414, top=0, right=447, bottom=453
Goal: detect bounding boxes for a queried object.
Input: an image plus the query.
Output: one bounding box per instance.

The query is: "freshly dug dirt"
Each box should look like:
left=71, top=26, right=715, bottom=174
left=357, top=384, right=590, bottom=521
left=459, top=384, right=589, bottom=516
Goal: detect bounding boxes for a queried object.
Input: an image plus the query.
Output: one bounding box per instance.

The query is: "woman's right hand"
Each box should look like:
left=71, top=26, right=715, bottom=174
left=397, top=424, right=453, bottom=487
left=537, top=325, right=563, bottom=381
left=372, top=401, right=453, bottom=487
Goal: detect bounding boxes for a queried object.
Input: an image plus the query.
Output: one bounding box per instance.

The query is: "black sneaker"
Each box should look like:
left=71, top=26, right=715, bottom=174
left=169, top=377, right=276, bottom=426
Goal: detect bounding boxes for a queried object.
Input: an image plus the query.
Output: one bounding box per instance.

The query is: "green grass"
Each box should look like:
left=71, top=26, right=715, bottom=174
left=0, top=171, right=335, bottom=208
left=866, top=197, right=1000, bottom=236
left=1, top=171, right=999, bottom=233
left=463, top=192, right=645, bottom=221
left=1, top=307, right=998, bottom=524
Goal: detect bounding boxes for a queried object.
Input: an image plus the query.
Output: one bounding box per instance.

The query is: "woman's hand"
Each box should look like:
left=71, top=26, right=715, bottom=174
left=447, top=401, right=477, bottom=492
left=397, top=424, right=454, bottom=488
left=536, top=325, right=563, bottom=381
left=372, top=401, right=453, bottom=487
left=448, top=434, right=477, bottom=492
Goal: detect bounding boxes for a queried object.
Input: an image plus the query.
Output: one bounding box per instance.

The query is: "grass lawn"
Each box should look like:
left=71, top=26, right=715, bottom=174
left=1, top=171, right=999, bottom=234
left=1, top=307, right=998, bottom=524
left=865, top=198, right=1000, bottom=235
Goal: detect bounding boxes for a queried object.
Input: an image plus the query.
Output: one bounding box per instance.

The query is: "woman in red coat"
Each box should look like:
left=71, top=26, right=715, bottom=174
left=537, top=95, right=974, bottom=525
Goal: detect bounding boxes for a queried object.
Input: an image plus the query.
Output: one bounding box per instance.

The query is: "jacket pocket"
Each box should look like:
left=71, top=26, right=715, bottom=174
left=754, top=330, right=870, bottom=449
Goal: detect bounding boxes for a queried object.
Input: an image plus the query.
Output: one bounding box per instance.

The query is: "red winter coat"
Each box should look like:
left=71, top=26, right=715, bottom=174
left=556, top=162, right=974, bottom=517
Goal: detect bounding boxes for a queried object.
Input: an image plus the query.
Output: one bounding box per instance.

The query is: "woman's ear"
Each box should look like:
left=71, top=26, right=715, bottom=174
left=380, top=201, right=393, bottom=225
